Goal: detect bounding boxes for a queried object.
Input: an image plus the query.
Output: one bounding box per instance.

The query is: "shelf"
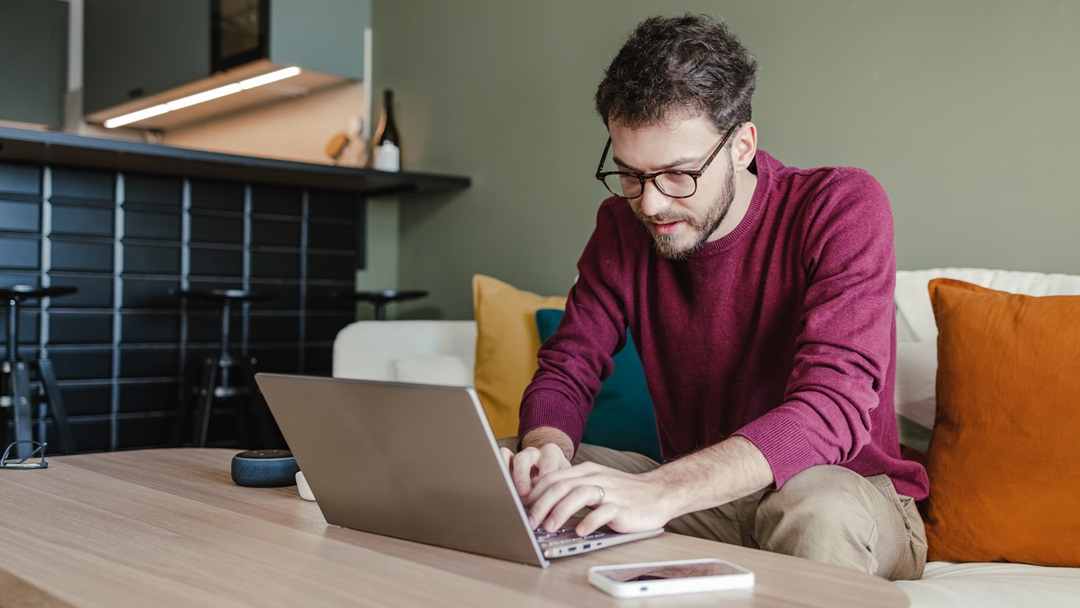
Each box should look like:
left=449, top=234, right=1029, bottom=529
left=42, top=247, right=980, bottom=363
left=0, top=127, right=471, bottom=196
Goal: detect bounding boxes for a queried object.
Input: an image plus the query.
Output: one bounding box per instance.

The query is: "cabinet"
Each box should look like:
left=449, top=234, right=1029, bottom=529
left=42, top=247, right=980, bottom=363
left=83, top=0, right=211, bottom=115
left=0, top=0, right=68, bottom=128
left=84, top=0, right=370, bottom=123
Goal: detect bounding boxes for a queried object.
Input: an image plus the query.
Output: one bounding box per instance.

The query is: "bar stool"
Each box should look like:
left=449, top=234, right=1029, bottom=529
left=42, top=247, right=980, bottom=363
left=1, top=285, right=76, bottom=457
left=353, top=289, right=429, bottom=321
left=176, top=288, right=270, bottom=448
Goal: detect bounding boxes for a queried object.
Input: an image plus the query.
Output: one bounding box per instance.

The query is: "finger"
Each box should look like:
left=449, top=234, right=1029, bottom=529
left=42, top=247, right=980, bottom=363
left=511, top=448, right=540, bottom=497
left=527, top=478, right=581, bottom=529
left=534, top=449, right=568, bottom=479
left=499, top=447, right=513, bottom=470
left=542, top=484, right=603, bottom=533
left=576, top=503, right=619, bottom=537
left=526, top=462, right=603, bottom=505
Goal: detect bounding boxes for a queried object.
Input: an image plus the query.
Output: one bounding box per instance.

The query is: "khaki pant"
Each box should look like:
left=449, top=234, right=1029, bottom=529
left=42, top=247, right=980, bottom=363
left=512, top=439, right=927, bottom=581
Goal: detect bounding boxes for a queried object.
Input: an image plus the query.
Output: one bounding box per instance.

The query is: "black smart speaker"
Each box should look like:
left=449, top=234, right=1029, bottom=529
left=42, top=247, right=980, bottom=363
left=230, top=449, right=299, bottom=487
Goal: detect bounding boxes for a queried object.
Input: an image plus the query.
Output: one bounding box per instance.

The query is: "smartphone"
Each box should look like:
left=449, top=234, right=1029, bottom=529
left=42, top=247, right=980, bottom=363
left=588, top=558, right=754, bottom=598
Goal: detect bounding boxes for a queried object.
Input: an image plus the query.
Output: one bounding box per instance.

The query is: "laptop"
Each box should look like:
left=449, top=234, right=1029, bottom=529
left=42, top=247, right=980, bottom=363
left=254, top=373, right=663, bottom=567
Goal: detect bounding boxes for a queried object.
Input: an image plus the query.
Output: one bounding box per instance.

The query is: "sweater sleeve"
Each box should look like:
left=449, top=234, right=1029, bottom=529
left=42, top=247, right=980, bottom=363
left=734, top=170, right=896, bottom=488
left=518, top=201, right=629, bottom=449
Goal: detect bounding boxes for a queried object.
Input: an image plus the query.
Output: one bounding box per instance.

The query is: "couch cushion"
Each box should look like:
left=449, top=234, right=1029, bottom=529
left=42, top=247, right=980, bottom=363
left=536, top=309, right=662, bottom=462
left=896, top=268, right=1080, bottom=342
left=924, top=278, right=1080, bottom=566
left=472, top=274, right=566, bottom=438
left=893, top=268, right=1080, bottom=452
left=898, top=561, right=1080, bottom=608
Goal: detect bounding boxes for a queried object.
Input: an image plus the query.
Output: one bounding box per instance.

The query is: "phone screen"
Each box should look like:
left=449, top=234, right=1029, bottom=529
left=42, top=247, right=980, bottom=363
left=597, top=561, right=745, bottom=583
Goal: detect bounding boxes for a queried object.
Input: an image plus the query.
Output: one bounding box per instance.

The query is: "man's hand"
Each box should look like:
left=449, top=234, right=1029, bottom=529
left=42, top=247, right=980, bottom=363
left=499, top=443, right=571, bottom=498
left=524, top=462, right=674, bottom=537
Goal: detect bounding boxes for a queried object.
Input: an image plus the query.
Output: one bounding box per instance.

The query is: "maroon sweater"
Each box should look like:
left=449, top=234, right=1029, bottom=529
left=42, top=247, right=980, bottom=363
left=519, top=150, right=929, bottom=500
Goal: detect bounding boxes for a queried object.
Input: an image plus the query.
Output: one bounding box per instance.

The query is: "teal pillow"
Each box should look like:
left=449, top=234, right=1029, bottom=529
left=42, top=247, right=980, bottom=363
left=535, top=309, right=662, bottom=462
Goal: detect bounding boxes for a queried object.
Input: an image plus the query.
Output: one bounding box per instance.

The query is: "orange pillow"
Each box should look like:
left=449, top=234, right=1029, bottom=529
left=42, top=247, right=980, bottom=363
left=925, top=278, right=1080, bottom=566
left=472, top=274, right=566, bottom=438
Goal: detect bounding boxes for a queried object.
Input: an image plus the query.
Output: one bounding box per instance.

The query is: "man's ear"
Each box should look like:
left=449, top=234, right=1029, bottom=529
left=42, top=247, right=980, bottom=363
left=731, top=122, right=758, bottom=171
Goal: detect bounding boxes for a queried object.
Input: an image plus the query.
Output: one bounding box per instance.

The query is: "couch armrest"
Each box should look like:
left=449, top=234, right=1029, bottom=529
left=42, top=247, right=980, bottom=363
left=333, top=320, right=478, bottom=381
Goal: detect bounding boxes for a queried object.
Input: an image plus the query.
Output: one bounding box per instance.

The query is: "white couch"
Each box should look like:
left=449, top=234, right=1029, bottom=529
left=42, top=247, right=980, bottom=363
left=333, top=268, right=1080, bottom=607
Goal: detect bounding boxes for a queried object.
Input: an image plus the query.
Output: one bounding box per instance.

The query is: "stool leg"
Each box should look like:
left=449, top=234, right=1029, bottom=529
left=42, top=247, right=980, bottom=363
left=197, top=357, right=219, bottom=448
left=11, top=362, right=33, bottom=459
left=36, top=358, right=74, bottom=454
left=5, top=298, right=17, bottom=364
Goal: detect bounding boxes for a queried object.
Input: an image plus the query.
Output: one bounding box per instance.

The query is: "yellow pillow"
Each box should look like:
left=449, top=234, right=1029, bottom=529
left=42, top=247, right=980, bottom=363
left=472, top=274, right=566, bottom=438
left=926, top=278, right=1080, bottom=566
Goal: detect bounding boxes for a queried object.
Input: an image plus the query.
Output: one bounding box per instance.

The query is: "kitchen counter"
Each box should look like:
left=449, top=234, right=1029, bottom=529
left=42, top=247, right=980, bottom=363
left=0, top=126, right=470, bottom=196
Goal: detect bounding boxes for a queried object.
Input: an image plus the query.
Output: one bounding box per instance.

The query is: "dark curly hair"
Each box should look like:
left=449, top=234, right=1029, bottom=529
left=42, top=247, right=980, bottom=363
left=595, top=14, right=758, bottom=134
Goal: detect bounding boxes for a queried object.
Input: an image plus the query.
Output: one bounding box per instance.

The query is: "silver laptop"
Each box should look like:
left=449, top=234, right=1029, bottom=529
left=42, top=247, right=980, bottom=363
left=254, top=373, right=663, bottom=567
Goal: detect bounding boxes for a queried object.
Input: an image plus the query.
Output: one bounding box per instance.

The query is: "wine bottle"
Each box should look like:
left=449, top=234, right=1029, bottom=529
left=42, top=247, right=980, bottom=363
left=372, top=89, right=401, bottom=172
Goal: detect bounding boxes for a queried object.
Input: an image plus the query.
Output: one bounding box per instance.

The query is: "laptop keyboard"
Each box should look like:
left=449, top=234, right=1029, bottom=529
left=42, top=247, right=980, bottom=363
left=533, top=526, right=610, bottom=546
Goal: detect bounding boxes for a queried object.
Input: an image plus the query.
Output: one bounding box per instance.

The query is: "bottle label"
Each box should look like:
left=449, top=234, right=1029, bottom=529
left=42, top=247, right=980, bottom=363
left=374, top=142, right=400, bottom=172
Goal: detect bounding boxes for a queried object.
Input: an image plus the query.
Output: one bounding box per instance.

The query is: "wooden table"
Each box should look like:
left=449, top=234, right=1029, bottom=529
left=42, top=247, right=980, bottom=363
left=0, top=449, right=909, bottom=607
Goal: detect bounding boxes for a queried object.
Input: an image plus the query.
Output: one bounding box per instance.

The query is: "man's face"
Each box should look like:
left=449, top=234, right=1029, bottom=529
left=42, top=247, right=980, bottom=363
left=608, top=114, right=736, bottom=260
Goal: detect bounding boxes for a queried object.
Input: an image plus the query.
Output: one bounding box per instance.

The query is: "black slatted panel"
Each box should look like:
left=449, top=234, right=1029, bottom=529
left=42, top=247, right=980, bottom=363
left=48, top=273, right=113, bottom=307
left=303, top=346, right=334, bottom=375
left=69, top=418, right=111, bottom=452
left=52, top=239, right=112, bottom=272
left=252, top=185, right=301, bottom=215
left=123, top=277, right=180, bottom=309
left=52, top=167, right=112, bottom=200
left=0, top=162, right=362, bottom=453
left=126, top=209, right=181, bottom=241
left=52, top=205, right=113, bottom=236
left=0, top=163, right=41, bottom=195
left=191, top=214, right=243, bottom=243
left=0, top=200, right=41, bottom=232
left=302, top=192, right=356, bottom=375
left=49, top=312, right=112, bottom=344
left=49, top=348, right=113, bottom=380
left=0, top=310, right=39, bottom=344
left=250, top=280, right=301, bottom=310
left=121, top=313, right=180, bottom=343
left=0, top=235, right=41, bottom=269
left=59, top=384, right=112, bottom=416
left=0, top=270, right=40, bottom=285
left=116, top=412, right=174, bottom=448
left=187, top=311, right=241, bottom=343
left=251, top=251, right=300, bottom=278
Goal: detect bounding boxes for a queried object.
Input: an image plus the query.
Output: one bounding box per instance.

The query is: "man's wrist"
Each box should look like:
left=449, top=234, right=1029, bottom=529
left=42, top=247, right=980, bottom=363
left=520, top=426, right=574, bottom=461
left=643, top=436, right=773, bottom=520
left=642, top=464, right=690, bottom=521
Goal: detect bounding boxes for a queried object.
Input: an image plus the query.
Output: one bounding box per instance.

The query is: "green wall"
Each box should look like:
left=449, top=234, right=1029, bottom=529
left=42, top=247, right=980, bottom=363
left=374, top=0, right=1080, bottom=320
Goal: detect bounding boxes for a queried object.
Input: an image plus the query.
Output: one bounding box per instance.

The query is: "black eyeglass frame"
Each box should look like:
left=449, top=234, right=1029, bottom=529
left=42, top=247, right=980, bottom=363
left=594, top=123, right=740, bottom=200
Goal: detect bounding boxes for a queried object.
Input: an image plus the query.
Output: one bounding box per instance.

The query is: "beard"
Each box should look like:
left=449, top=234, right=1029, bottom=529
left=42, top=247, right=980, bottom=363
left=636, top=156, right=737, bottom=261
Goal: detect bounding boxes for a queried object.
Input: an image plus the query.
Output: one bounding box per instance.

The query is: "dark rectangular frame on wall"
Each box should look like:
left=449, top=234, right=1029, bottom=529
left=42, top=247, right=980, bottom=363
left=210, top=0, right=272, bottom=73
left=0, top=161, right=360, bottom=452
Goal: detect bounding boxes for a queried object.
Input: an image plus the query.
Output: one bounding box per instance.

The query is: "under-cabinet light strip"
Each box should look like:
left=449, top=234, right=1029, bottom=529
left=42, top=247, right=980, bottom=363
left=103, top=66, right=302, bottom=129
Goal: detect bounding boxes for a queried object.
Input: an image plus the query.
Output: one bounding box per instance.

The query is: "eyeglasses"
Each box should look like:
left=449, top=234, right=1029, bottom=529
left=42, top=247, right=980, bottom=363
left=0, top=441, right=48, bottom=470
left=595, top=123, right=739, bottom=200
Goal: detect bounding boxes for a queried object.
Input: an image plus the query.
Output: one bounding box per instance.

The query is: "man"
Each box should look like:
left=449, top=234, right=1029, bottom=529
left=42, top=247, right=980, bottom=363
left=498, top=14, right=929, bottom=580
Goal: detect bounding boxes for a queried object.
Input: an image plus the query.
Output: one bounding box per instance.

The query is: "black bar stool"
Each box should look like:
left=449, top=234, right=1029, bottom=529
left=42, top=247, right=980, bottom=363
left=353, top=289, right=429, bottom=320
left=1, top=285, right=77, bottom=457
left=176, top=288, right=270, bottom=448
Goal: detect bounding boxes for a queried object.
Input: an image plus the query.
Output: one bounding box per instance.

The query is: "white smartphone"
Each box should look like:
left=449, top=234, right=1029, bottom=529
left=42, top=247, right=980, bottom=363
left=588, top=558, right=754, bottom=599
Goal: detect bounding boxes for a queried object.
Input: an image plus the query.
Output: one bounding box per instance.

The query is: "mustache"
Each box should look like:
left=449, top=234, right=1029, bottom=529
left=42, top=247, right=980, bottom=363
left=640, top=214, right=694, bottom=225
